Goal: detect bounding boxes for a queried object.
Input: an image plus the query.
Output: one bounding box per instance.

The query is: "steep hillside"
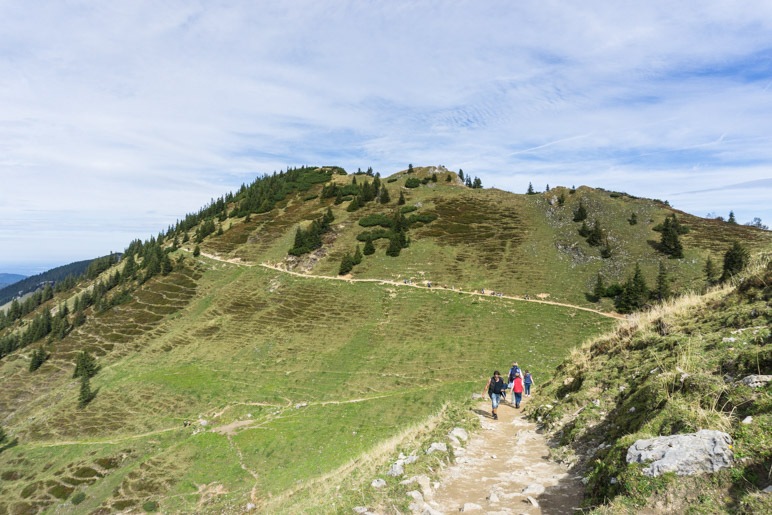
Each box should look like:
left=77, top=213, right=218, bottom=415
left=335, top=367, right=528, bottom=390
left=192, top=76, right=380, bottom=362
left=0, top=274, right=26, bottom=289
left=0, top=165, right=770, bottom=512
left=530, top=256, right=771, bottom=513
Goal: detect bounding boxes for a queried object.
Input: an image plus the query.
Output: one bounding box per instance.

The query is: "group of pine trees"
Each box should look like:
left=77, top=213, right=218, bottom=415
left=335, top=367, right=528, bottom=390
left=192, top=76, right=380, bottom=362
left=458, top=169, right=482, bottom=188
left=593, top=241, right=751, bottom=313
left=654, top=214, right=688, bottom=258
left=571, top=200, right=612, bottom=258
left=320, top=174, right=389, bottom=210
left=289, top=208, right=335, bottom=256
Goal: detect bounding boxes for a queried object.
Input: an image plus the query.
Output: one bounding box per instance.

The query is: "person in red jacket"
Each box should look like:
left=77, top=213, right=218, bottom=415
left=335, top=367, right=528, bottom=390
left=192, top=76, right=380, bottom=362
left=512, top=374, right=524, bottom=408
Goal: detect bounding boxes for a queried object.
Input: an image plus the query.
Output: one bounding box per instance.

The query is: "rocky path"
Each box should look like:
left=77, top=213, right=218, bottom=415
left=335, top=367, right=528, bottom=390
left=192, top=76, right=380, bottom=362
left=429, top=397, right=582, bottom=514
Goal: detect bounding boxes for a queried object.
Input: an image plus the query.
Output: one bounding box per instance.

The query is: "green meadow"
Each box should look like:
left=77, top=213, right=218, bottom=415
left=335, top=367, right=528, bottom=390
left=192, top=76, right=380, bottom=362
left=0, top=261, right=613, bottom=512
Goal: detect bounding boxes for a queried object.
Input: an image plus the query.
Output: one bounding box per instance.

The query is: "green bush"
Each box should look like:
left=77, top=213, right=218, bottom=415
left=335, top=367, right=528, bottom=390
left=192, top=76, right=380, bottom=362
left=358, top=214, right=393, bottom=228
left=71, top=491, right=86, bottom=505
left=400, top=205, right=418, bottom=214
left=143, top=500, right=159, bottom=512
left=405, top=177, right=421, bottom=188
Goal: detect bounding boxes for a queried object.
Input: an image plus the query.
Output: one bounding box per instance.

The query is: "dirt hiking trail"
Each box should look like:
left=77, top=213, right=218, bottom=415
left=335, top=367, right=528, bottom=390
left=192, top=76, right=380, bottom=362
left=431, top=397, right=582, bottom=514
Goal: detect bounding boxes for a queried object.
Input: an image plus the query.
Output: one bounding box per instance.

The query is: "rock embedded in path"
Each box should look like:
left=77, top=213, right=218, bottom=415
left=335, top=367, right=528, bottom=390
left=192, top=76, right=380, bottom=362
left=461, top=502, right=482, bottom=511
left=426, top=442, right=447, bottom=454
left=626, top=430, right=733, bottom=477
left=450, top=427, right=469, bottom=442
left=522, top=483, right=546, bottom=495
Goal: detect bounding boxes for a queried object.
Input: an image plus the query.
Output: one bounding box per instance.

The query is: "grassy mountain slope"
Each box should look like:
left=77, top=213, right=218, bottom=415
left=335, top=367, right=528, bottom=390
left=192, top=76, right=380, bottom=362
left=530, top=257, right=772, bottom=513
left=1, top=165, right=770, bottom=512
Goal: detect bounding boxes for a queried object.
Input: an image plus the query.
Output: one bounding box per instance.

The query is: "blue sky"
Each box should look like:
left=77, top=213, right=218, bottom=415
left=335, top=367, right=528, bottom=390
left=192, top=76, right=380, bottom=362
left=2, top=1, right=771, bottom=275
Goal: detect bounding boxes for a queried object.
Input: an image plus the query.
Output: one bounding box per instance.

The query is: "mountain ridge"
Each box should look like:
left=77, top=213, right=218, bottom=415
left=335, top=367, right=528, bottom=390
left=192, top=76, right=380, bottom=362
left=0, top=165, right=770, bottom=512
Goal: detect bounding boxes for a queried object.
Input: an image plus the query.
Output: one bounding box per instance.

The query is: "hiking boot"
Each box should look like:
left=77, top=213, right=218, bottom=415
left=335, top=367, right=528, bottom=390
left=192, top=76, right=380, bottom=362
left=493, top=413, right=498, bottom=420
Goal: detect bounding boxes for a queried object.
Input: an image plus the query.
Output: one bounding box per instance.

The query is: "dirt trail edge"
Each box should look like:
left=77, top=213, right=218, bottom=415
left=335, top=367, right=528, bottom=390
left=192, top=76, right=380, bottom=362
left=430, top=398, right=583, bottom=514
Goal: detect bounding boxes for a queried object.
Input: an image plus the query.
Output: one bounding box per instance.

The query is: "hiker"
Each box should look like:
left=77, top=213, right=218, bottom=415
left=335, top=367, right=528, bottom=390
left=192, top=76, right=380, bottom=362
left=524, top=370, right=535, bottom=396
left=508, top=362, right=523, bottom=402
left=512, top=374, right=524, bottom=408
left=483, top=370, right=506, bottom=420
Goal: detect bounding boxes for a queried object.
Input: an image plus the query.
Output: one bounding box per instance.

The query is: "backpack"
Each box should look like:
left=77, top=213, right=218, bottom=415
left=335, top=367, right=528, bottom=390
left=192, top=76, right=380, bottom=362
left=508, top=366, right=520, bottom=383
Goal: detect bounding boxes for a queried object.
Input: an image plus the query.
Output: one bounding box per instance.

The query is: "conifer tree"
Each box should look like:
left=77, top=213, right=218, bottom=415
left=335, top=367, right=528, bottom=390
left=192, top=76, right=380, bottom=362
left=193, top=245, right=201, bottom=257
left=353, top=245, right=363, bottom=265
left=573, top=201, right=587, bottom=222
left=527, top=182, right=535, bottom=194
left=727, top=211, right=737, bottom=224
left=29, top=347, right=48, bottom=372
left=617, top=263, right=648, bottom=313
left=0, top=424, right=6, bottom=445
left=431, top=173, right=438, bottom=182
left=445, top=174, right=452, bottom=182
left=472, top=177, right=482, bottom=188
left=335, top=189, right=344, bottom=205
left=721, top=241, right=749, bottom=281
left=578, top=221, right=591, bottom=237
left=587, top=220, right=603, bottom=246
left=380, top=186, right=391, bottom=204
left=346, top=196, right=361, bottom=212
left=704, top=256, right=719, bottom=285
left=363, top=235, right=376, bottom=255
left=407, top=164, right=413, bottom=174
left=78, top=376, right=94, bottom=408
left=659, top=216, right=684, bottom=258
left=398, top=191, right=406, bottom=205
left=593, top=273, right=605, bottom=301
left=458, top=169, right=464, bottom=181
left=654, top=261, right=671, bottom=301
left=558, top=192, right=566, bottom=206
left=465, top=176, right=472, bottom=187
left=338, top=254, right=355, bottom=275
left=386, top=235, right=402, bottom=257
left=628, top=212, right=638, bottom=225
left=73, top=350, right=99, bottom=379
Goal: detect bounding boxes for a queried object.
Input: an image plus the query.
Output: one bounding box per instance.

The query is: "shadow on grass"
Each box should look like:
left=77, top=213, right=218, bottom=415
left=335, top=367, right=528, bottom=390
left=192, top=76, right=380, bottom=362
left=0, top=438, right=19, bottom=453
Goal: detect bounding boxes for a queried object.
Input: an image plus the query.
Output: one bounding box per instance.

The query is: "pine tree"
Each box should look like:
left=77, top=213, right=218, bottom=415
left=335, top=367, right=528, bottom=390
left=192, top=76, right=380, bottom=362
left=29, top=347, right=48, bottom=372
left=338, top=254, right=355, bottom=275
left=398, top=191, right=406, bottom=205
left=386, top=235, right=402, bottom=257
left=334, top=189, right=344, bottom=205
left=527, top=182, right=535, bottom=194
left=431, top=173, right=438, bottom=182
left=578, top=221, right=591, bottom=237
left=465, top=176, right=472, bottom=187
left=379, top=186, right=391, bottom=204
left=445, top=174, right=452, bottom=182
left=363, top=235, right=376, bottom=255
left=353, top=245, right=363, bottom=265
left=558, top=192, right=566, bottom=206
left=659, top=216, right=684, bottom=258
left=587, top=220, right=603, bottom=246
left=546, top=184, right=550, bottom=191
left=458, top=169, right=464, bottom=181
left=617, top=263, right=648, bottom=313
left=407, top=164, right=413, bottom=174
left=472, top=177, right=482, bottom=188
left=73, top=350, right=99, bottom=379
left=193, top=245, right=201, bottom=257
left=628, top=212, right=638, bottom=225
left=721, top=241, right=749, bottom=281
left=727, top=211, right=737, bottom=224
left=0, top=424, right=6, bottom=445
left=654, top=261, right=671, bottom=301
left=347, top=196, right=361, bottom=212
left=573, top=201, right=587, bottom=222
left=704, top=256, right=719, bottom=285
left=593, top=273, right=606, bottom=301
left=78, top=376, right=94, bottom=408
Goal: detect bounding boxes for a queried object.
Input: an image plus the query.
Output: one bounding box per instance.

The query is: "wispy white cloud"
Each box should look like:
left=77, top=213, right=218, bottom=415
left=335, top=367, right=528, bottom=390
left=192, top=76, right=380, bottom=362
left=1, top=1, right=771, bottom=273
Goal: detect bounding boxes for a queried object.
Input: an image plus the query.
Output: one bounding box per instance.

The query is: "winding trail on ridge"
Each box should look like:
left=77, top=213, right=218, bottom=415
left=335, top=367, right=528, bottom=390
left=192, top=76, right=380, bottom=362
left=198, top=251, right=624, bottom=320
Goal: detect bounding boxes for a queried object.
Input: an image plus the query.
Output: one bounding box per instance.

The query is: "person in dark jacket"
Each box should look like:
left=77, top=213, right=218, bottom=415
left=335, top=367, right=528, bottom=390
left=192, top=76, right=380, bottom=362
left=483, top=370, right=505, bottom=420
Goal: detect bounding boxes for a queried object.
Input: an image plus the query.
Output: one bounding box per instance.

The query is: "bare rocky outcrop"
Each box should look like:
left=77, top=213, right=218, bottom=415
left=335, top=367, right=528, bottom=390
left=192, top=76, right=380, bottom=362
left=738, top=375, right=771, bottom=388
left=626, top=430, right=733, bottom=477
